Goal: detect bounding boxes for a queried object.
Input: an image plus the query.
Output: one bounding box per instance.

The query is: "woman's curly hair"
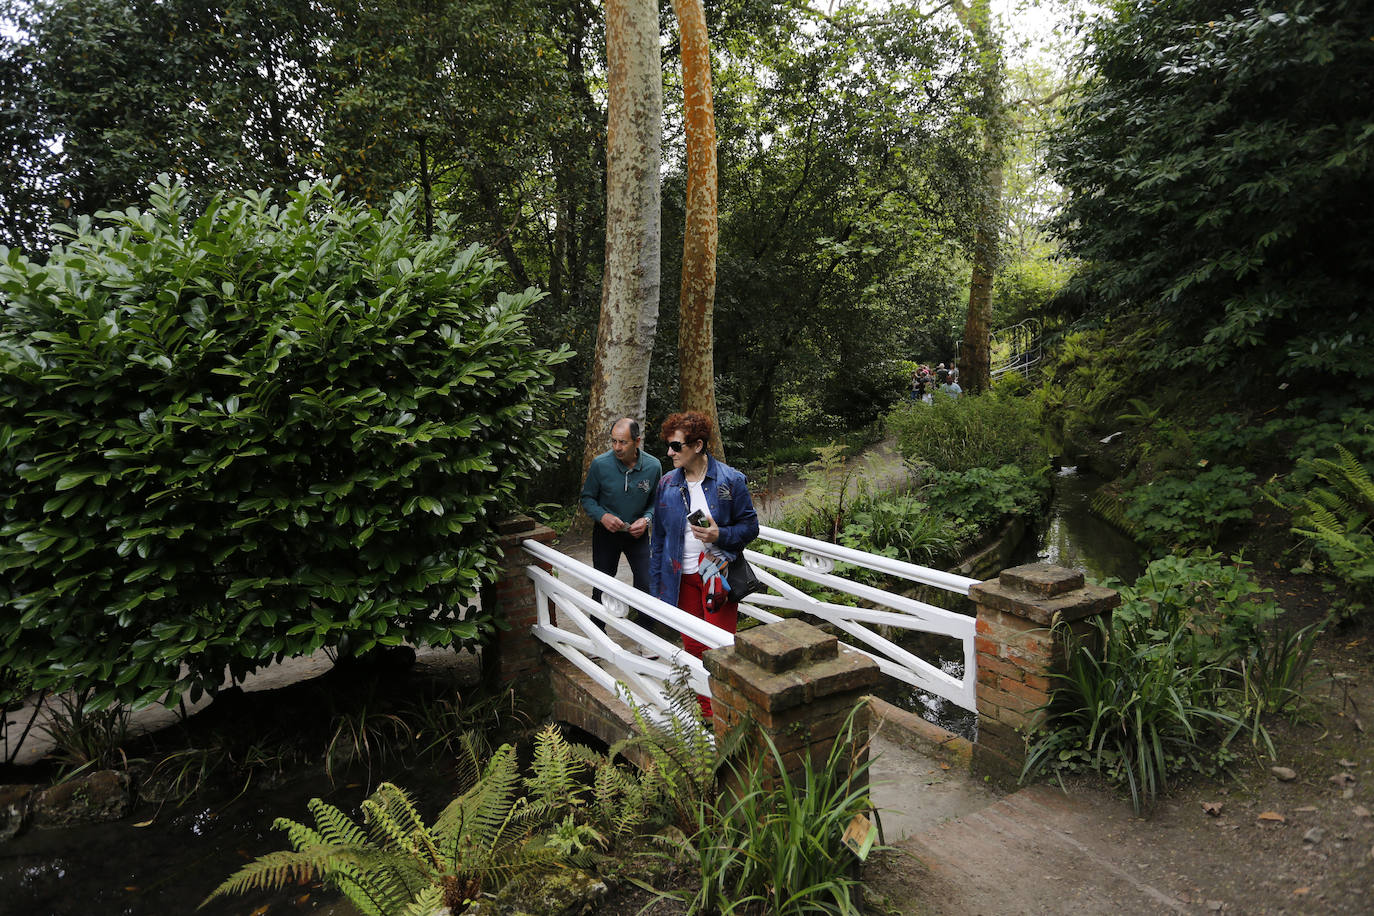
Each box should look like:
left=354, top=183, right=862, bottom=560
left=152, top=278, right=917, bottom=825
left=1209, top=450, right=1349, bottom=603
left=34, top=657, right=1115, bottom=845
left=660, top=410, right=713, bottom=449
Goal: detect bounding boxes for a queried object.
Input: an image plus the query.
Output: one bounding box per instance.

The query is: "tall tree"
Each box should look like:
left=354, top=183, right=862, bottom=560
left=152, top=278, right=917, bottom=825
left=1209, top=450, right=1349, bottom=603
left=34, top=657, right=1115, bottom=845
left=583, top=0, right=662, bottom=472
left=671, top=0, right=722, bottom=456
left=687, top=1, right=986, bottom=442
left=0, top=21, right=59, bottom=252
left=8, top=0, right=324, bottom=239
left=954, top=0, right=1005, bottom=395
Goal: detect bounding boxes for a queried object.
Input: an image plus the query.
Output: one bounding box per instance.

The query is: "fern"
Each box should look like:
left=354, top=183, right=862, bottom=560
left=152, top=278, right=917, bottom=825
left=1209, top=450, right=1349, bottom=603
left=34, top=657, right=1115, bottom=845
left=610, top=668, right=751, bottom=833
left=399, top=884, right=448, bottom=916
left=206, top=718, right=697, bottom=914
left=205, top=767, right=559, bottom=914
left=1292, top=445, right=1374, bottom=606
left=524, top=723, right=588, bottom=812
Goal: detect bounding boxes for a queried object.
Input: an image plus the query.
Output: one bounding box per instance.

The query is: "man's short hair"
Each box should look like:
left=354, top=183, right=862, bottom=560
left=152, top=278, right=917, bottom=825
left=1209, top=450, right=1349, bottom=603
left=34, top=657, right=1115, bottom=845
left=612, top=418, right=641, bottom=440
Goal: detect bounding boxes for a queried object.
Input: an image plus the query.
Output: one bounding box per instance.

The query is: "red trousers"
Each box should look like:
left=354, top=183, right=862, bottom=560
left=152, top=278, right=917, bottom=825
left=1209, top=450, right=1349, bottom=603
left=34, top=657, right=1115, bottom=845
left=676, top=572, right=739, bottom=717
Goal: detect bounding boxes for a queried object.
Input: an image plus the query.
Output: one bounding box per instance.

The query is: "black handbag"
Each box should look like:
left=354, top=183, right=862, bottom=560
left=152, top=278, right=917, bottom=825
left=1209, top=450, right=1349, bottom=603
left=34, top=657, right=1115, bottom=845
left=726, top=553, right=764, bottom=601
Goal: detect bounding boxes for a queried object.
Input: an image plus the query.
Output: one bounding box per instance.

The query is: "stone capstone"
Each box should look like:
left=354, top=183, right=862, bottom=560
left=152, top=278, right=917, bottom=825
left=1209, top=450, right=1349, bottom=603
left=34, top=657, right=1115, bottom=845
left=970, top=566, right=1120, bottom=628
left=31, top=770, right=133, bottom=829
left=733, top=616, right=838, bottom=672
left=703, top=643, right=879, bottom=715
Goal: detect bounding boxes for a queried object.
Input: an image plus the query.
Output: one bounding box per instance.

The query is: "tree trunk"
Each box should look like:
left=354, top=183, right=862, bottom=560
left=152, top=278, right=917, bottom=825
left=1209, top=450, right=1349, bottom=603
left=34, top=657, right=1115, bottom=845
left=417, top=133, right=434, bottom=238
left=954, top=0, right=1003, bottom=395
left=583, top=0, right=662, bottom=474
left=960, top=159, right=1002, bottom=394
left=671, top=0, right=722, bottom=457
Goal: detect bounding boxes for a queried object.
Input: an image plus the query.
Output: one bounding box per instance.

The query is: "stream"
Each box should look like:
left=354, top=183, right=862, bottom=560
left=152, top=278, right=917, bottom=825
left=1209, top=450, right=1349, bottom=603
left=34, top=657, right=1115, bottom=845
left=0, top=656, right=472, bottom=916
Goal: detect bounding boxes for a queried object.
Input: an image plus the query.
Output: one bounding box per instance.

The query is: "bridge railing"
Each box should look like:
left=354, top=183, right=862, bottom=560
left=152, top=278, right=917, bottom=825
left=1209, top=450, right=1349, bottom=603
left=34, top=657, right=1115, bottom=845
left=520, top=525, right=979, bottom=721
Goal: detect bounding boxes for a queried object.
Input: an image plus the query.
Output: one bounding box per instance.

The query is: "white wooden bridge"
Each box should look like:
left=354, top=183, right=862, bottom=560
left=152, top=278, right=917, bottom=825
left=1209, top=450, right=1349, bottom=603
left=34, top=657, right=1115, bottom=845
left=520, top=525, right=981, bottom=724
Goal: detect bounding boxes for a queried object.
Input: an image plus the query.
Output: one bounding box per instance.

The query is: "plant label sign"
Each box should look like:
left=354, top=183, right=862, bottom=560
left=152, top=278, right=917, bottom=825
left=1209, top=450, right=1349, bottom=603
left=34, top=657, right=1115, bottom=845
left=842, top=812, right=877, bottom=860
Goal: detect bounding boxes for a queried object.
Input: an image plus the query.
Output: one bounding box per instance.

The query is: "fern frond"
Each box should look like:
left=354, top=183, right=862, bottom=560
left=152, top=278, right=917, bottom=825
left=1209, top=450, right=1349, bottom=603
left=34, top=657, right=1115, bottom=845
left=398, top=883, right=448, bottom=916
left=1332, top=446, right=1374, bottom=506
left=451, top=730, right=488, bottom=794
left=203, top=848, right=341, bottom=903
left=305, top=796, right=370, bottom=849
left=524, top=723, right=587, bottom=812
left=362, top=783, right=441, bottom=868
left=273, top=815, right=327, bottom=852
left=434, top=742, right=523, bottom=842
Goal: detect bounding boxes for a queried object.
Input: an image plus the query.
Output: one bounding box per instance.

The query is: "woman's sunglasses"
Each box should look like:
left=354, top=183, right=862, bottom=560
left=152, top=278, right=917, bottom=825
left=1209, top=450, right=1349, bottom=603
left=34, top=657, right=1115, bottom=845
left=666, top=439, right=696, bottom=452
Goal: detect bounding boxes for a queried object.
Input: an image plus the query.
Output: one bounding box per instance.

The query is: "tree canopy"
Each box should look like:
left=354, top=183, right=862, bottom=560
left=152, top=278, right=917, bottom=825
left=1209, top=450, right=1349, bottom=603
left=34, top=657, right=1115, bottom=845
left=1, top=0, right=1034, bottom=462
left=1048, top=0, right=1374, bottom=381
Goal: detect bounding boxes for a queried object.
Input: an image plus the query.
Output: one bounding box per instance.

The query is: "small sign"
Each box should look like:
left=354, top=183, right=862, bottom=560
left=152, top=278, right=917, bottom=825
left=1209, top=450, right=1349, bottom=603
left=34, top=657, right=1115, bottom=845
left=841, top=812, right=877, bottom=860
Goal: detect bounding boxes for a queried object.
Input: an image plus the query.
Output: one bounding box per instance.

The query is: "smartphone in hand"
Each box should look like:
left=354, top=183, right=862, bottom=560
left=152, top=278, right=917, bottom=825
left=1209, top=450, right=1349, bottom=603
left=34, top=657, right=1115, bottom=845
left=688, top=508, right=710, bottom=527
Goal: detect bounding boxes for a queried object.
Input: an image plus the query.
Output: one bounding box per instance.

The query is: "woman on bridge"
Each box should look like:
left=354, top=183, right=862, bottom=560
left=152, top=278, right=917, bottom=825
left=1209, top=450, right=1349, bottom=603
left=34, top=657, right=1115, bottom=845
left=649, top=410, right=759, bottom=717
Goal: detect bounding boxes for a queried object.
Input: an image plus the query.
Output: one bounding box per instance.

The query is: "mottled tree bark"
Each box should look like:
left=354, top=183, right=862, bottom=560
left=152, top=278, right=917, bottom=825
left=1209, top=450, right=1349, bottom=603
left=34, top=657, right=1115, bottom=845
left=960, top=160, right=1001, bottom=394
left=583, top=0, right=662, bottom=474
left=955, top=0, right=1003, bottom=395
left=671, top=0, right=722, bottom=457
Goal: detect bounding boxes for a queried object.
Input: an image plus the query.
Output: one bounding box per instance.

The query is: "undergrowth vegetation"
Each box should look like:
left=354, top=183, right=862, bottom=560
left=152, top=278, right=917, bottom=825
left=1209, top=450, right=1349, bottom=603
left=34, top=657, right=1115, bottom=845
left=1023, top=553, right=1326, bottom=813
left=887, top=389, right=1048, bottom=475
left=208, top=674, right=877, bottom=915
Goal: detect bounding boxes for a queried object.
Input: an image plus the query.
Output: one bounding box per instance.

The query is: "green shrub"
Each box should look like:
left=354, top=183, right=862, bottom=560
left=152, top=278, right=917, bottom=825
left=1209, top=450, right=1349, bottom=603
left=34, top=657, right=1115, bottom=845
left=839, top=494, right=964, bottom=565
left=1024, top=553, right=1312, bottom=812
left=921, top=464, right=1047, bottom=535
left=887, top=390, right=1048, bottom=475
left=1120, top=465, right=1257, bottom=552
left=0, top=178, right=573, bottom=710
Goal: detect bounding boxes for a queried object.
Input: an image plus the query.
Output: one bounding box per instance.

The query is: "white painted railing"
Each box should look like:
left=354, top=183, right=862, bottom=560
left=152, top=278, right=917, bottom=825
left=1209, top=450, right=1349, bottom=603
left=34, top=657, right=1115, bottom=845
left=521, top=526, right=980, bottom=720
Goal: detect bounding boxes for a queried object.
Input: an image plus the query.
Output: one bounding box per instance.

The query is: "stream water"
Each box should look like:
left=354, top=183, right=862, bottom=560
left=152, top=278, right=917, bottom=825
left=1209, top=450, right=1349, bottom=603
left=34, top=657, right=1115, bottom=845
left=1010, top=464, right=1145, bottom=585
left=0, top=769, right=372, bottom=916
left=0, top=657, right=471, bottom=916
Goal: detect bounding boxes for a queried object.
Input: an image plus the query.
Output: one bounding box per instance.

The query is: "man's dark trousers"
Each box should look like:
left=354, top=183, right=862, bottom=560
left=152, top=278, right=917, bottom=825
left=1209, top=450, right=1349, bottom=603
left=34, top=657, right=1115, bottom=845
left=590, top=526, right=651, bottom=607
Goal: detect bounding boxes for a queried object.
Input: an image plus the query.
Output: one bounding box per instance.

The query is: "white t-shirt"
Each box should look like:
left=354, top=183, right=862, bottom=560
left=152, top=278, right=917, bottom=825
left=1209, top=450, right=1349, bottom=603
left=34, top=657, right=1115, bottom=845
left=681, top=480, right=709, bottom=574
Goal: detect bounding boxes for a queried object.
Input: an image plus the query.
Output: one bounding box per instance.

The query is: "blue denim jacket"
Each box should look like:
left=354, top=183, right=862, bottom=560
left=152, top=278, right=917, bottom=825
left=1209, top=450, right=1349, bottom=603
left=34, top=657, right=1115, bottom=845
left=649, top=456, right=760, bottom=608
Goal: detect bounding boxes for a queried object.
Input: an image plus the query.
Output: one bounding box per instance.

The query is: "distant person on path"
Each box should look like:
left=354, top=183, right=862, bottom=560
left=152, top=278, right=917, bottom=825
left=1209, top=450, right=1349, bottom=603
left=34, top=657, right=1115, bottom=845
left=942, top=376, right=963, bottom=398
left=936, top=362, right=948, bottom=385
left=649, top=410, right=759, bottom=717
left=580, top=418, right=661, bottom=614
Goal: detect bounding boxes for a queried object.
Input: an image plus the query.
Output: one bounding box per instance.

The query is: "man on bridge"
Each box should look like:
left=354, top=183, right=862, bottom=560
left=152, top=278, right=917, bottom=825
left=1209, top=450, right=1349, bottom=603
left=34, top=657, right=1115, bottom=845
left=580, top=418, right=662, bottom=612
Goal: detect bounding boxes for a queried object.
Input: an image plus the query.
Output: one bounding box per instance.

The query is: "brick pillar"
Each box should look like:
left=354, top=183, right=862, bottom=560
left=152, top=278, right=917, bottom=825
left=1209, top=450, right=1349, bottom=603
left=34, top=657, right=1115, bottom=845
left=969, top=563, right=1119, bottom=784
left=482, top=514, right=557, bottom=714
left=704, top=618, right=880, bottom=790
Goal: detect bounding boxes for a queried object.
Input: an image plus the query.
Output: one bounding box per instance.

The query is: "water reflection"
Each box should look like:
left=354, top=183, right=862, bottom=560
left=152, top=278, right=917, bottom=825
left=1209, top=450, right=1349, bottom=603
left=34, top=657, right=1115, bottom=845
left=1015, top=465, right=1144, bottom=585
